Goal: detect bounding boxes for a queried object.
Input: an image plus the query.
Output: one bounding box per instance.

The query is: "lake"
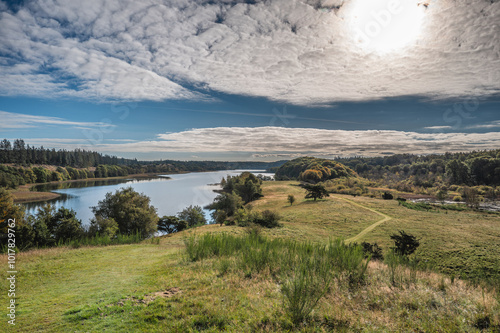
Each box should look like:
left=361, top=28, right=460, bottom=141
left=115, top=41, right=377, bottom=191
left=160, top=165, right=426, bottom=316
left=24, top=170, right=274, bottom=226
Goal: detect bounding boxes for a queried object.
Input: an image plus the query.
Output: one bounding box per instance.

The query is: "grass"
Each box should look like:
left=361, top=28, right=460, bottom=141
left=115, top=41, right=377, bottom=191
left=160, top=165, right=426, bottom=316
left=1, top=180, right=499, bottom=331
left=9, top=188, right=60, bottom=203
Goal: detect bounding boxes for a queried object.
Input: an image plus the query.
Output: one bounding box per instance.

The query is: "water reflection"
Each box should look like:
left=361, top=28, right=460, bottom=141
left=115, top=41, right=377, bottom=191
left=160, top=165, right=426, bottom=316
left=23, top=171, right=273, bottom=226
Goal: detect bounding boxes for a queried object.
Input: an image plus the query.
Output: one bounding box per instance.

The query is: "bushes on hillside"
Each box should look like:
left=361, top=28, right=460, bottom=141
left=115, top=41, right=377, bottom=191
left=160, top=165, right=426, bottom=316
left=275, top=157, right=356, bottom=182
left=13, top=204, right=84, bottom=248
left=206, top=172, right=264, bottom=225
left=91, top=187, right=158, bottom=238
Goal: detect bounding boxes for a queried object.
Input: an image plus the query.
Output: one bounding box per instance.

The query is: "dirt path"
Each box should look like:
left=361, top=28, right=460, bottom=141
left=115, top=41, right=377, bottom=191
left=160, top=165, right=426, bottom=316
left=333, top=196, right=392, bottom=243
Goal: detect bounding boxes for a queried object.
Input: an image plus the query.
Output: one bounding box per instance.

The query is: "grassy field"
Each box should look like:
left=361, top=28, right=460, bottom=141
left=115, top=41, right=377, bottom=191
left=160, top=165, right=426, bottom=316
left=253, top=182, right=500, bottom=282
left=1, top=180, right=499, bottom=332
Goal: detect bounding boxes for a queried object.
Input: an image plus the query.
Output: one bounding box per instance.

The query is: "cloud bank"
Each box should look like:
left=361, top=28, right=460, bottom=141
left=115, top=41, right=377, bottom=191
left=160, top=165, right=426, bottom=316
left=0, top=0, right=499, bottom=104
left=19, top=126, right=500, bottom=157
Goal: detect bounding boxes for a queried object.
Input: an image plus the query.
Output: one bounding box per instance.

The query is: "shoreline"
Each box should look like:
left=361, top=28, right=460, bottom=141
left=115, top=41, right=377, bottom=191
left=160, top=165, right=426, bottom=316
left=10, top=172, right=175, bottom=204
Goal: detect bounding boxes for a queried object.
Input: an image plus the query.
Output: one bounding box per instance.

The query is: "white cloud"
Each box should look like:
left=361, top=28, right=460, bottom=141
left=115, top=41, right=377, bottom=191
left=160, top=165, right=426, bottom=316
left=466, top=120, right=500, bottom=129
left=0, top=110, right=116, bottom=129
left=0, top=0, right=498, bottom=104
left=20, top=126, right=500, bottom=157
left=424, top=125, right=453, bottom=130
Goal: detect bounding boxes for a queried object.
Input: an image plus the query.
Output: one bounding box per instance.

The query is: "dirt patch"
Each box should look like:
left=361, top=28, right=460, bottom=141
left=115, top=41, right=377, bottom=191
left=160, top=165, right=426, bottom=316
left=112, top=288, right=182, bottom=307
left=153, top=287, right=182, bottom=298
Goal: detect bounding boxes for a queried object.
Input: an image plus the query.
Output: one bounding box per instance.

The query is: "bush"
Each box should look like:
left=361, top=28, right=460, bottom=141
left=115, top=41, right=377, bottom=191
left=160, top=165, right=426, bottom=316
left=252, top=210, right=281, bottom=228
left=382, top=192, right=393, bottom=200
left=178, top=205, right=206, bottom=227
left=453, top=195, right=462, bottom=202
left=390, top=230, right=420, bottom=256
left=281, top=263, right=329, bottom=325
left=91, top=187, right=158, bottom=238
left=88, top=216, right=119, bottom=238
left=157, top=215, right=187, bottom=234
left=183, top=233, right=370, bottom=325
left=361, top=242, right=384, bottom=260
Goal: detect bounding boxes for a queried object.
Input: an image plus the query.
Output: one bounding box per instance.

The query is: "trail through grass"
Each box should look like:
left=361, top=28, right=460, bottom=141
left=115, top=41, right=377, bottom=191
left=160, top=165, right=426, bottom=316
left=338, top=195, right=393, bottom=244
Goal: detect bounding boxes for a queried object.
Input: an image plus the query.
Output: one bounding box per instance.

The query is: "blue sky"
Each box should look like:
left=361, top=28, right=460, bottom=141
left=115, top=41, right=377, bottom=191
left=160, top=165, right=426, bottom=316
left=0, top=0, right=499, bottom=161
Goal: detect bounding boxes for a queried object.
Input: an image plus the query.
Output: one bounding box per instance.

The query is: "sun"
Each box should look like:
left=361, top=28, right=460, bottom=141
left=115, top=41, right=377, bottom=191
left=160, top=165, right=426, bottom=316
left=344, top=0, right=427, bottom=54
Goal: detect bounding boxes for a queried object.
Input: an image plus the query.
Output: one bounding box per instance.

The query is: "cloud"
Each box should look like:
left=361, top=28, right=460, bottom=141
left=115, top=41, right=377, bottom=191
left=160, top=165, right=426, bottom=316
left=465, top=120, right=500, bottom=129
left=0, top=110, right=116, bottom=130
left=0, top=0, right=498, bottom=104
left=19, top=126, right=500, bottom=157
left=424, top=125, right=453, bottom=130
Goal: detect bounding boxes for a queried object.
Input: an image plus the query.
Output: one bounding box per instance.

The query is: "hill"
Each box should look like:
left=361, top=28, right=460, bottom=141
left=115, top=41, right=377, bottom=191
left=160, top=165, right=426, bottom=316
left=274, top=156, right=356, bottom=182
left=2, top=181, right=499, bottom=332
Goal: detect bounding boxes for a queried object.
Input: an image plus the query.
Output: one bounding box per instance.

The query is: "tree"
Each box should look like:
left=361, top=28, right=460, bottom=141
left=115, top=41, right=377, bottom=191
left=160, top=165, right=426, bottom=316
left=177, top=205, right=207, bottom=228
left=302, top=184, right=329, bottom=201
left=158, top=216, right=187, bottom=234
left=287, top=194, right=296, bottom=206
left=206, top=192, right=244, bottom=219
left=91, top=187, right=158, bottom=238
left=445, top=160, right=470, bottom=185
left=88, top=216, right=119, bottom=238
left=463, top=186, right=480, bottom=209
left=436, top=187, right=448, bottom=203
left=390, top=230, right=420, bottom=256
left=382, top=192, right=393, bottom=200
left=222, top=172, right=263, bottom=204
left=236, top=178, right=263, bottom=203
left=0, top=187, right=25, bottom=236
left=50, top=207, right=84, bottom=242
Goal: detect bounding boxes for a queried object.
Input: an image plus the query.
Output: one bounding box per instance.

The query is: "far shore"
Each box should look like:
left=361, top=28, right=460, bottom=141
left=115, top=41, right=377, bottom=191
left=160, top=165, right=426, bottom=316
left=10, top=172, right=176, bottom=204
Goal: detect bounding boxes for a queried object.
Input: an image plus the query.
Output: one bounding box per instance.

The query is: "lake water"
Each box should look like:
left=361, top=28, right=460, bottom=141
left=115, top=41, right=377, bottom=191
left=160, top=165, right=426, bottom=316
left=24, top=170, right=274, bottom=226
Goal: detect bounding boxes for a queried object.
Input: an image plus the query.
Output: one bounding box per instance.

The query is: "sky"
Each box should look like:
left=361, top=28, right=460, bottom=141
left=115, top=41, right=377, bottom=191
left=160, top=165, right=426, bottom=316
left=0, top=0, right=499, bottom=161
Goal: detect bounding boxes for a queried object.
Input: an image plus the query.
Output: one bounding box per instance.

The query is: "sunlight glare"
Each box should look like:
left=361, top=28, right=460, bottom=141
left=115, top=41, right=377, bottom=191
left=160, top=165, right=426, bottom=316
left=345, top=0, right=426, bottom=54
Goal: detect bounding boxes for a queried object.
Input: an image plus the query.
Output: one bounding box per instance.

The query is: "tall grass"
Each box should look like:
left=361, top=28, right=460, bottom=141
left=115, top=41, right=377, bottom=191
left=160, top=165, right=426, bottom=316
left=183, top=232, right=370, bottom=324
left=65, top=231, right=143, bottom=248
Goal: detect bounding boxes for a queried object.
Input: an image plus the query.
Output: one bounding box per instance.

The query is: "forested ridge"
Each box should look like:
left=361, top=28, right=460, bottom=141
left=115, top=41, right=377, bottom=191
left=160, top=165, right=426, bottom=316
left=0, top=139, right=285, bottom=188
left=334, top=149, right=500, bottom=187
left=275, top=156, right=356, bottom=182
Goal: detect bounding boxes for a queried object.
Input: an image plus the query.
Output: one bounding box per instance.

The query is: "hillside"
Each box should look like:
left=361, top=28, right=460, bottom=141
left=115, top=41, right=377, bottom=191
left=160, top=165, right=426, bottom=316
left=2, top=181, right=499, bottom=332
left=275, top=157, right=356, bottom=182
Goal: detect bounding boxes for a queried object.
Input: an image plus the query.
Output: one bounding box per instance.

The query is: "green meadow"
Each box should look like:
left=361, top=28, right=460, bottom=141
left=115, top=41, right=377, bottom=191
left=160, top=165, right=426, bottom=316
left=1, top=181, right=499, bottom=332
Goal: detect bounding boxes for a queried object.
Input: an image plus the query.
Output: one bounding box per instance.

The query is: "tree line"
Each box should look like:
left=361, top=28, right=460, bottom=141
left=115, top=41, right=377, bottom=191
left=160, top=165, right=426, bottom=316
left=335, top=149, right=500, bottom=187
left=0, top=139, right=286, bottom=189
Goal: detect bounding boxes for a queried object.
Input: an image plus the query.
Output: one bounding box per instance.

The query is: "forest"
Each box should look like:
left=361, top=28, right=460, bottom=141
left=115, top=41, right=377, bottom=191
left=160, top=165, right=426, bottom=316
left=334, top=150, right=500, bottom=188
left=0, top=139, right=284, bottom=188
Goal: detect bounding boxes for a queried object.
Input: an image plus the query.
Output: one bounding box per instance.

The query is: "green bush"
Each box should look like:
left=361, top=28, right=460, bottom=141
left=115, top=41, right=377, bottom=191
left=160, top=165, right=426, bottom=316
left=183, top=233, right=371, bottom=325
left=252, top=210, right=281, bottom=228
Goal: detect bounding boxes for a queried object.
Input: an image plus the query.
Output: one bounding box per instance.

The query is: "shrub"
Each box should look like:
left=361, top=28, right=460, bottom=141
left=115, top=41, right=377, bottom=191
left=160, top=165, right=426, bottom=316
left=361, top=242, right=384, bottom=260
left=253, top=210, right=281, bottom=228
left=89, top=216, right=119, bottom=238
left=178, top=205, right=206, bottom=227
left=91, top=187, right=158, bottom=238
left=281, top=263, right=330, bottom=325
left=382, top=192, right=393, bottom=200
left=453, top=195, right=462, bottom=202
left=390, top=230, right=420, bottom=256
